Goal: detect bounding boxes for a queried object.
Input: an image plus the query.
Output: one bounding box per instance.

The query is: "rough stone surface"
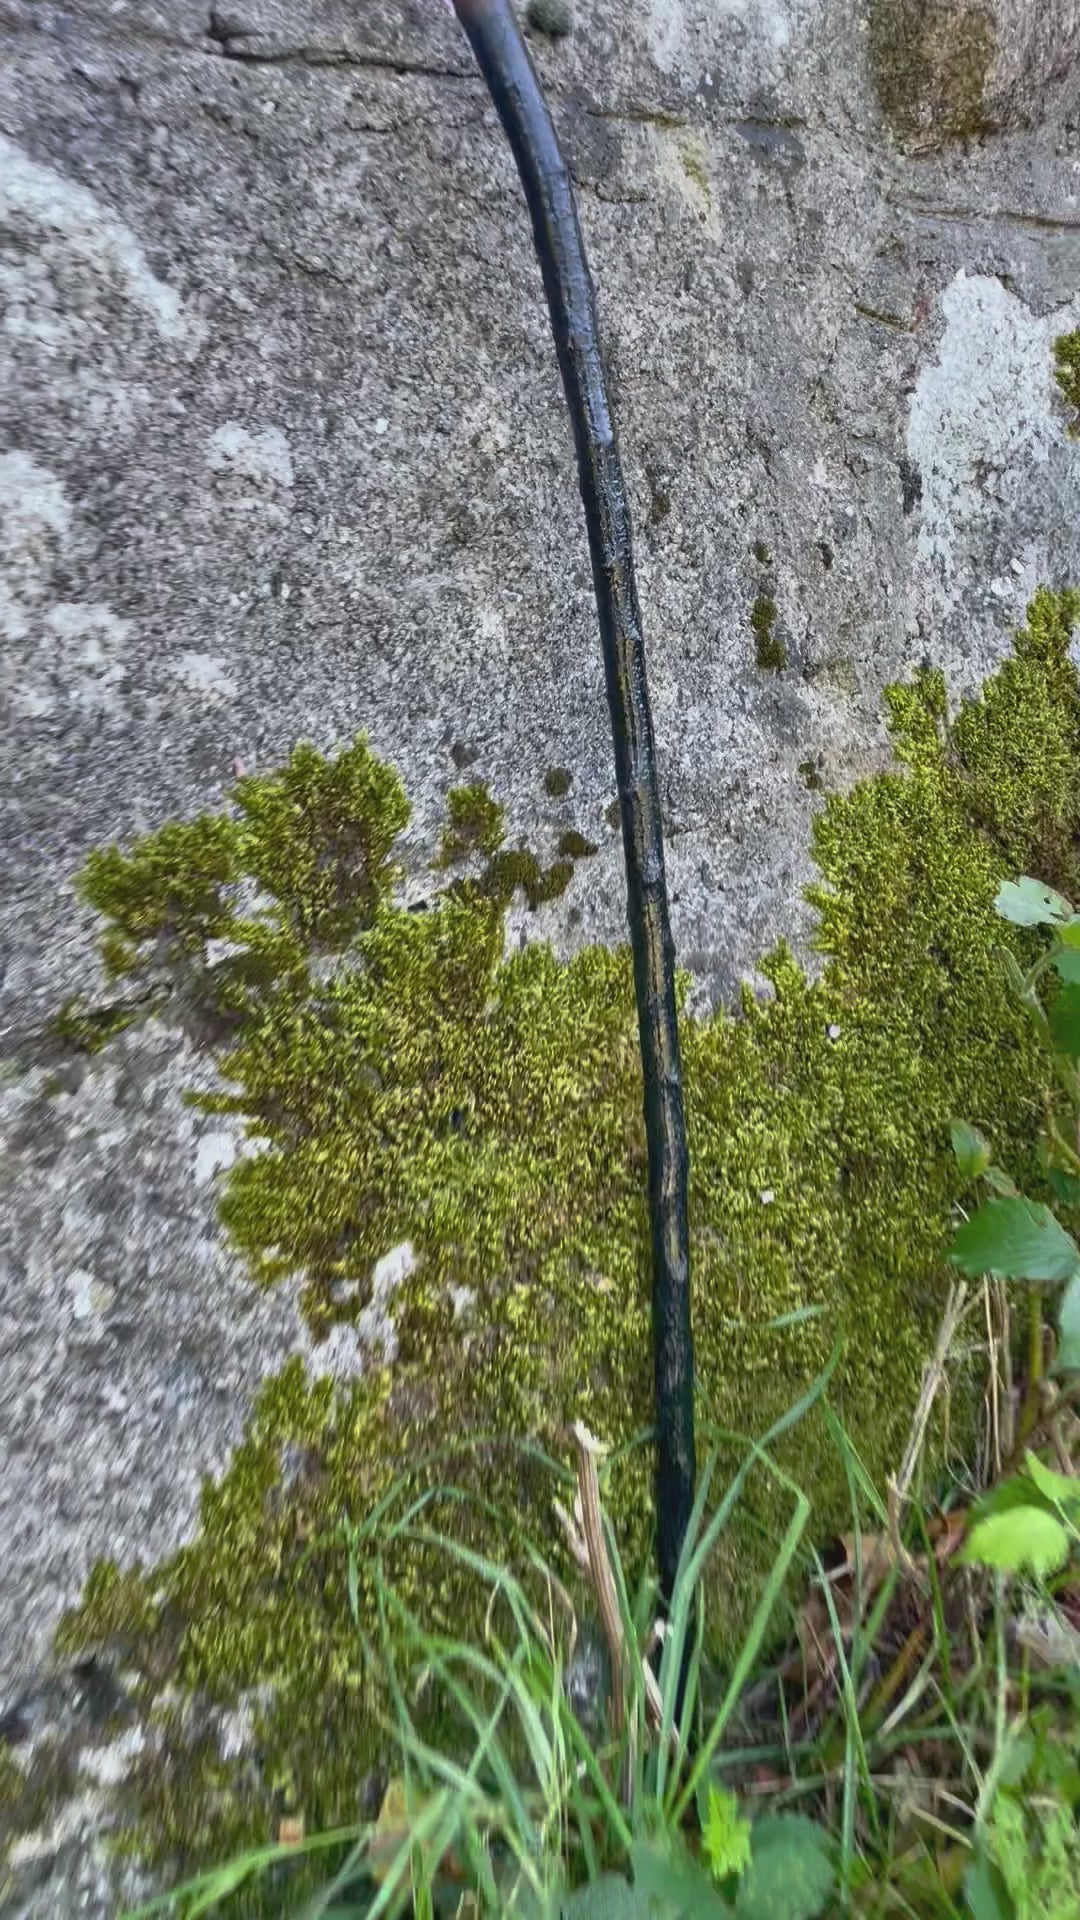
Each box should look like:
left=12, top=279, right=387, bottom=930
left=2, top=0, right=1080, bottom=1907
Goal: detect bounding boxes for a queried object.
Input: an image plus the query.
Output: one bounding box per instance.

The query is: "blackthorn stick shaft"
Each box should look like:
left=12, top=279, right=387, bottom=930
left=450, top=0, right=696, bottom=1606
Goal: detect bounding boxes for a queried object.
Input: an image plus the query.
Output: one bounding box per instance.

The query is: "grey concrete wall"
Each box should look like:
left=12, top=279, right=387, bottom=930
left=2, top=0, right=1080, bottom=1905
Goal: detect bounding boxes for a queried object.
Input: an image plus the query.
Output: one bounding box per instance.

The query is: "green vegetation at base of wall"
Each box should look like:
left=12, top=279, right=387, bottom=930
left=46, top=591, right=1080, bottom=1891
left=1054, top=331, right=1080, bottom=434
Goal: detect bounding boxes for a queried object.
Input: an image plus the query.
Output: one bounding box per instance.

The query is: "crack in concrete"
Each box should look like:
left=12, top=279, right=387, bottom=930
left=893, top=196, right=1080, bottom=235
left=5, top=5, right=477, bottom=86
left=205, top=13, right=475, bottom=83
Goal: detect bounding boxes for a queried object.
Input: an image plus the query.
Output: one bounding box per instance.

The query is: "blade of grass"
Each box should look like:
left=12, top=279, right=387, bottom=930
left=670, top=1485, right=810, bottom=1823
left=119, top=1828, right=369, bottom=1920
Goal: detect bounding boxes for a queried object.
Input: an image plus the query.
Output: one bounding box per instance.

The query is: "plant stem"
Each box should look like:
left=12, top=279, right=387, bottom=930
left=449, top=0, right=696, bottom=1604
left=1021, top=1287, right=1045, bottom=1440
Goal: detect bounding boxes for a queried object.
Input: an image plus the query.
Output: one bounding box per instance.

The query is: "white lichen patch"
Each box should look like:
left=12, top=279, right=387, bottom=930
left=0, top=451, right=72, bottom=604
left=908, top=272, right=1080, bottom=581
left=194, top=1131, right=239, bottom=1187
left=66, top=1268, right=116, bottom=1324
left=0, top=133, right=190, bottom=345
left=207, top=423, right=295, bottom=491
left=173, top=652, right=238, bottom=700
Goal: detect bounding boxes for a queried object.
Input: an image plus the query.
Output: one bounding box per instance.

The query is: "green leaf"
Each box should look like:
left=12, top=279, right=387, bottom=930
left=701, top=1786, right=753, bottom=1884
left=951, top=1120, right=992, bottom=1181
left=1048, top=1166, right=1080, bottom=1208
left=733, top=1815, right=834, bottom=1920
left=1056, top=1270, right=1080, bottom=1374
left=995, top=877, right=1072, bottom=926
left=1057, top=915, right=1080, bottom=948
left=970, top=1472, right=1058, bottom=1521
left=1025, top=1451, right=1080, bottom=1511
left=560, top=1876, right=658, bottom=1920
left=1053, top=947, right=1080, bottom=982
left=630, top=1839, right=729, bottom=1919
left=996, top=1729, right=1035, bottom=1788
left=984, top=1166, right=1019, bottom=1197
left=963, top=1848, right=1015, bottom=1920
left=1049, top=983, right=1080, bottom=1058
left=948, top=1198, right=1080, bottom=1282
left=959, top=1506, right=1070, bottom=1579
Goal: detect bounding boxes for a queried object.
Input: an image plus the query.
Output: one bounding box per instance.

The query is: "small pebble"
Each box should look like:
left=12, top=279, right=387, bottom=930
left=827, top=1023, right=841, bottom=1041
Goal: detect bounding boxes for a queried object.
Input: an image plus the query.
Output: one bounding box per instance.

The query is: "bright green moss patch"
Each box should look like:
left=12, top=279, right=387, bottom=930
left=81, top=813, right=240, bottom=979
left=1053, top=331, right=1080, bottom=434
left=59, top=593, right=1080, bottom=1890
left=80, top=735, right=408, bottom=996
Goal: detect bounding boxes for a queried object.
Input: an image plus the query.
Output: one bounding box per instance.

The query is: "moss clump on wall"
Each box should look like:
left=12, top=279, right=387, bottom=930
left=437, top=780, right=507, bottom=865
left=1053, top=331, right=1080, bottom=435
left=869, top=0, right=995, bottom=149
left=751, top=594, right=785, bottom=671
left=51, top=990, right=159, bottom=1055
left=57, top=592, right=1080, bottom=1890
left=435, top=780, right=592, bottom=910
left=544, top=766, right=574, bottom=798
left=557, top=829, right=600, bottom=860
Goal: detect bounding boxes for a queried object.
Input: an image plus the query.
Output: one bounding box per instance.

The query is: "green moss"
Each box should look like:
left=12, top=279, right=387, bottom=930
left=752, top=541, right=771, bottom=567
left=605, top=798, right=622, bottom=832
left=0, top=1743, right=79, bottom=1856
left=798, top=758, right=824, bottom=793
left=869, top=1, right=995, bottom=148
left=80, top=813, right=240, bottom=979
left=477, top=849, right=575, bottom=911
left=752, top=594, right=786, bottom=671
left=52, top=992, right=154, bottom=1054
left=231, top=740, right=409, bottom=947
left=544, top=767, right=573, bottom=798
left=437, top=781, right=506, bottom=866
left=1053, top=331, right=1080, bottom=434
left=678, top=133, right=711, bottom=203
left=80, top=737, right=408, bottom=987
left=557, top=830, right=599, bottom=860
left=59, top=593, right=1080, bottom=1893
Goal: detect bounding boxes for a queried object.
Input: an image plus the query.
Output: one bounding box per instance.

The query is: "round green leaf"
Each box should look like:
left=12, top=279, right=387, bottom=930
left=1024, top=1450, right=1080, bottom=1511
left=1052, top=947, right=1080, bottom=982
left=995, top=877, right=1072, bottom=927
left=1049, top=983, right=1080, bottom=1058
left=959, top=1505, right=1070, bottom=1579
left=949, top=1198, right=1080, bottom=1283
left=734, top=1815, right=834, bottom=1920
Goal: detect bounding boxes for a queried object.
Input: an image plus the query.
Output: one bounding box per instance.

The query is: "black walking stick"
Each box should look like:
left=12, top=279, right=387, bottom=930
left=449, top=0, right=696, bottom=1610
